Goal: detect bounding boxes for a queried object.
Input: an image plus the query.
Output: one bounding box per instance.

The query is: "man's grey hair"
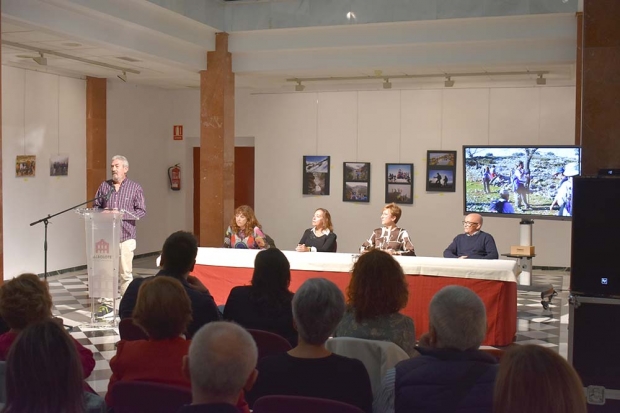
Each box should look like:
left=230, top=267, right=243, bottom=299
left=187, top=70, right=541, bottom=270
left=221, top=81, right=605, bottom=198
left=111, top=155, right=129, bottom=168
left=292, top=278, right=345, bottom=345
left=429, top=285, right=487, bottom=351
left=188, top=322, right=257, bottom=398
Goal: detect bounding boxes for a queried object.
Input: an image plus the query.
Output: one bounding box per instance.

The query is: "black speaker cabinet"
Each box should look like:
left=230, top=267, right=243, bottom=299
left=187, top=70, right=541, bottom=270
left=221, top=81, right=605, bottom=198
left=571, top=177, right=620, bottom=297
left=568, top=296, right=620, bottom=411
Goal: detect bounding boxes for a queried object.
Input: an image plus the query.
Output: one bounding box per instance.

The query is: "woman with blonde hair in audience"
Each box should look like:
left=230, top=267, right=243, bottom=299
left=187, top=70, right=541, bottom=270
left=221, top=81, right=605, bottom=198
left=224, top=248, right=296, bottom=345
left=224, top=205, right=269, bottom=250
left=335, top=249, right=416, bottom=356
left=3, top=319, right=105, bottom=413
left=296, top=208, right=337, bottom=252
left=494, top=344, right=587, bottom=413
left=0, top=273, right=95, bottom=378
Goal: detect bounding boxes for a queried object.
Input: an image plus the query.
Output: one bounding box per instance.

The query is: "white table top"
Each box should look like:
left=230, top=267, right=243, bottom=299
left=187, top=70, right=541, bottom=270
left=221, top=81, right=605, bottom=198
left=195, top=248, right=519, bottom=282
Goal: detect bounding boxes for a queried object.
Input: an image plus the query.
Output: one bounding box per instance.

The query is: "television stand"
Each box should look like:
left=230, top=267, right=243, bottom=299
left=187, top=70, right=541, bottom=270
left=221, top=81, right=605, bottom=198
left=502, top=253, right=557, bottom=310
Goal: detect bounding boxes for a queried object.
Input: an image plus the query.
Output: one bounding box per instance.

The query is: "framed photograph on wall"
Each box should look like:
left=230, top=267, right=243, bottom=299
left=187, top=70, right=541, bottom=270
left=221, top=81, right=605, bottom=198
left=50, top=154, right=69, bottom=177
left=385, top=163, right=413, bottom=204
left=16, top=155, right=36, bottom=178
left=303, top=156, right=330, bottom=195
left=426, top=150, right=457, bottom=192
left=343, top=162, right=370, bottom=202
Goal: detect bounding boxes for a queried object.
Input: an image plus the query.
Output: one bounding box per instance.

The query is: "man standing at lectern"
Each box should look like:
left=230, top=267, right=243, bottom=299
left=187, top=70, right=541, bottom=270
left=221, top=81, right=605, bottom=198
left=94, top=155, right=146, bottom=317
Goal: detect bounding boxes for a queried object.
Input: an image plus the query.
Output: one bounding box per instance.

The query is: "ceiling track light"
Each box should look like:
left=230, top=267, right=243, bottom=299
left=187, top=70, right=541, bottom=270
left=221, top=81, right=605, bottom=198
left=536, top=74, right=546, bottom=85
left=117, top=71, right=127, bottom=82
left=33, top=52, right=47, bottom=66
left=383, top=78, right=392, bottom=89
left=295, top=81, right=305, bottom=92
left=444, top=76, right=454, bottom=87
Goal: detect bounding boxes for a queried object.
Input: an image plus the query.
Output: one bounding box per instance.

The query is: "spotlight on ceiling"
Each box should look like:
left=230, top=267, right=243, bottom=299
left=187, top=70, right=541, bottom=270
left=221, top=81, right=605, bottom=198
left=536, top=74, right=546, bottom=85
left=383, top=78, right=392, bottom=89
left=444, top=76, right=454, bottom=87
left=33, top=52, right=47, bottom=66
left=117, top=71, right=127, bottom=82
left=295, top=81, right=305, bottom=92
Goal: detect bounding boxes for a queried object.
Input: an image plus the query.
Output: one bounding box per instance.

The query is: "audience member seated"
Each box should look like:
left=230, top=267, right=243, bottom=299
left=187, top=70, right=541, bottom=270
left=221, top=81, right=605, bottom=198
left=374, top=285, right=498, bottom=413
left=107, top=276, right=193, bottom=407
left=334, top=249, right=416, bottom=357
left=3, top=319, right=105, bottom=413
left=360, top=203, right=416, bottom=256
left=223, top=248, right=296, bottom=346
left=180, top=321, right=259, bottom=413
left=494, top=344, right=587, bottom=413
left=0, top=273, right=95, bottom=379
left=295, top=208, right=337, bottom=252
left=443, top=213, right=498, bottom=259
left=224, top=205, right=269, bottom=249
left=120, top=231, right=220, bottom=338
left=247, top=278, right=373, bottom=413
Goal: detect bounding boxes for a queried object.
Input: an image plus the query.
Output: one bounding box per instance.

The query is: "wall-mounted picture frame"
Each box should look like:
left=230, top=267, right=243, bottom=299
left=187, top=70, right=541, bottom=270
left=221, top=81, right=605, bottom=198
left=16, top=155, right=36, bottom=178
left=343, top=162, right=370, bottom=202
left=427, top=150, right=457, bottom=192
left=303, top=156, right=330, bottom=195
left=385, top=163, right=413, bottom=204
left=50, top=154, right=69, bottom=177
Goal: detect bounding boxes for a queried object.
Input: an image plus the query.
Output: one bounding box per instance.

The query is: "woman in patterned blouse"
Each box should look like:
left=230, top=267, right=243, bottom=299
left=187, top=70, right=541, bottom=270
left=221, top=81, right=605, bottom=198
left=360, top=203, right=416, bottom=256
left=334, top=249, right=416, bottom=356
left=224, top=205, right=269, bottom=249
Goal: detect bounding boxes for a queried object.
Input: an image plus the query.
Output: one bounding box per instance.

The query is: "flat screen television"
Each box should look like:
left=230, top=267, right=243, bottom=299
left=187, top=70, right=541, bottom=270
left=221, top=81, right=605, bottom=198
left=462, top=145, right=581, bottom=220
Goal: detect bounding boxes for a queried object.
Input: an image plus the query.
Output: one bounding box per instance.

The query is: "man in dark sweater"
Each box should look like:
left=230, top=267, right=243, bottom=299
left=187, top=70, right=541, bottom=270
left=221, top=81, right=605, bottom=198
left=119, top=231, right=221, bottom=338
left=443, top=213, right=498, bottom=259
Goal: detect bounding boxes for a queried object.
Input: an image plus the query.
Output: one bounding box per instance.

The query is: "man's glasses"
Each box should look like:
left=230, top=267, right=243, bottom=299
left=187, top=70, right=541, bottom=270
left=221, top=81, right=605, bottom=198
left=462, top=221, right=480, bottom=227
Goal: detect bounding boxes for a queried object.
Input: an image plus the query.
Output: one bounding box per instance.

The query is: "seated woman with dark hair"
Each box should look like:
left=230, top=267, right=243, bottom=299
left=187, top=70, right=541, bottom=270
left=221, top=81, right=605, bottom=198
left=0, top=273, right=95, bottom=378
left=494, top=345, right=587, bottom=413
left=224, top=248, right=296, bottom=345
left=3, top=319, right=105, bottom=413
left=247, top=278, right=373, bottom=413
left=295, top=208, right=337, bottom=252
left=108, top=276, right=250, bottom=412
left=334, top=249, right=416, bottom=357
left=224, top=205, right=269, bottom=249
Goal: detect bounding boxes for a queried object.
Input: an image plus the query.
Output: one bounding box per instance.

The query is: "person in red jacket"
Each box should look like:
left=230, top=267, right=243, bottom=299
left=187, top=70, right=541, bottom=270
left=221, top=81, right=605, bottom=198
left=0, top=273, right=95, bottom=378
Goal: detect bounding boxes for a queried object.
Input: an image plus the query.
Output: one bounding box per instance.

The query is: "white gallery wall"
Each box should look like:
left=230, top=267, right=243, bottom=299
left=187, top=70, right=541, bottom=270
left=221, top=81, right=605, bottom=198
left=238, top=86, right=576, bottom=267
left=2, top=66, right=86, bottom=278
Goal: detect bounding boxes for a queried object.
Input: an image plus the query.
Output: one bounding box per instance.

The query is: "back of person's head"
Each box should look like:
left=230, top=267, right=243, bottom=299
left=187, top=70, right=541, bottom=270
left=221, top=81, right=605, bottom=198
left=4, top=319, right=84, bottom=413
left=250, top=249, right=292, bottom=310
left=429, top=285, right=486, bottom=350
left=494, top=345, right=587, bottom=413
left=292, top=278, right=345, bottom=345
left=347, top=249, right=408, bottom=322
left=160, top=231, right=198, bottom=275
left=186, top=321, right=258, bottom=401
left=0, top=273, right=52, bottom=330
left=133, top=276, right=192, bottom=339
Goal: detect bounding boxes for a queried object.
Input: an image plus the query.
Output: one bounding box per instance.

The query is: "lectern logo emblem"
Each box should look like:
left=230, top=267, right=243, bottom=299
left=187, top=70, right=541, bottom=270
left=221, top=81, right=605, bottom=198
left=93, top=239, right=112, bottom=259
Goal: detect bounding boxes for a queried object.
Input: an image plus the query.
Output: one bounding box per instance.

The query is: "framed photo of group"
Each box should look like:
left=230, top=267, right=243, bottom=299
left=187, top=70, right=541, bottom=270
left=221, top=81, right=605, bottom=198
left=385, top=163, right=413, bottom=204
left=303, top=156, right=330, bottom=195
left=343, top=162, right=370, bottom=202
left=426, top=150, right=457, bottom=192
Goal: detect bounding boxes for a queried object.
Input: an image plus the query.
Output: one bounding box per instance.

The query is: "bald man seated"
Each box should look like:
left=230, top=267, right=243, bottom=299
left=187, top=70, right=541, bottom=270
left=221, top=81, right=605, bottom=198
left=443, top=213, right=498, bottom=259
left=181, top=322, right=258, bottom=413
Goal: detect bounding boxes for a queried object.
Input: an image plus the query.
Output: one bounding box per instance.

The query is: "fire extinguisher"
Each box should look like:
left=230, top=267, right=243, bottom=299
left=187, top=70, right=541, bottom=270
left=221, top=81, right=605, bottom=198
left=168, top=164, right=181, bottom=191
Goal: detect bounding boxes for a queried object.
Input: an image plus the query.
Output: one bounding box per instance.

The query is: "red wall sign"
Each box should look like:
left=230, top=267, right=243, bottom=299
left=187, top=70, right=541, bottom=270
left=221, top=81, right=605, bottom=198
left=173, top=125, right=183, bottom=141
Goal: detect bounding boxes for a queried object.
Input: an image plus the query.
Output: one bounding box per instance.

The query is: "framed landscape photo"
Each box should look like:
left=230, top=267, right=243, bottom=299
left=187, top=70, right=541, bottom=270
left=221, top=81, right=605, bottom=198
left=343, top=162, right=370, bottom=202
left=385, top=163, right=413, bottom=204
left=427, top=150, right=457, bottom=192
left=303, top=156, right=330, bottom=195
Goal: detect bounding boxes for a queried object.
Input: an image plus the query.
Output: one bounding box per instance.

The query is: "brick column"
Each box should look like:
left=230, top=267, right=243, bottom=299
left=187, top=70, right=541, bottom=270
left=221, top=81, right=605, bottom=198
left=86, top=77, right=107, bottom=204
left=199, top=33, right=235, bottom=246
left=581, top=1, right=620, bottom=174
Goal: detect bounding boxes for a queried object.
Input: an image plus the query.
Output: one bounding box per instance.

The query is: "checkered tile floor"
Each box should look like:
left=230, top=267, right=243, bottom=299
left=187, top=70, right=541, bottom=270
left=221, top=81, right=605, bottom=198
left=48, top=262, right=570, bottom=398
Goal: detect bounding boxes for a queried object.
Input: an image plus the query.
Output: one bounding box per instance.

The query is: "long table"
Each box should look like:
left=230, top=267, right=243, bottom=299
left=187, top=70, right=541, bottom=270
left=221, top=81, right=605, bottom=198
left=191, top=248, right=519, bottom=346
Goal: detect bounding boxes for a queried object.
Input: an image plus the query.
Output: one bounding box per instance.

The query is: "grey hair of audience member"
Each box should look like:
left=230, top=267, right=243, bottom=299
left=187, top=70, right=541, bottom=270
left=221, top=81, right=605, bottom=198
left=292, top=278, right=345, bottom=345
left=111, top=155, right=129, bottom=168
left=187, top=321, right=257, bottom=398
left=429, top=285, right=486, bottom=351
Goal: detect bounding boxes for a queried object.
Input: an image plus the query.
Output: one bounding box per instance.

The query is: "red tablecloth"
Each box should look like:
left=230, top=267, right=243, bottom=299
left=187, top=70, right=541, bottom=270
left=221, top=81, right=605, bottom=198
left=192, top=265, right=517, bottom=347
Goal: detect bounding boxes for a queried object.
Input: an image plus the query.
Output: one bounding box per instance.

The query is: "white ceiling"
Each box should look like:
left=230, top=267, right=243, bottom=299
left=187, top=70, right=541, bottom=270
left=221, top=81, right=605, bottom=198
left=1, top=0, right=578, bottom=91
